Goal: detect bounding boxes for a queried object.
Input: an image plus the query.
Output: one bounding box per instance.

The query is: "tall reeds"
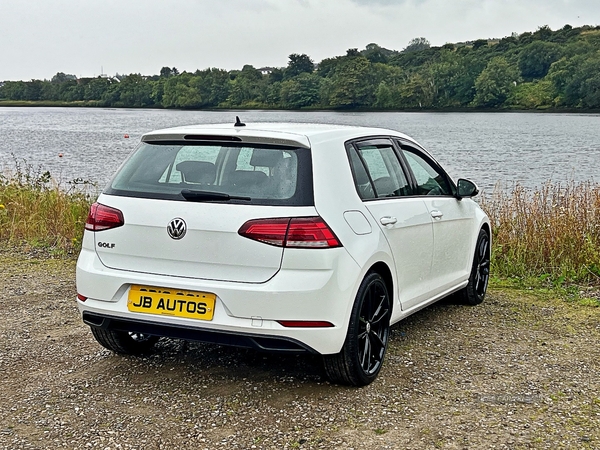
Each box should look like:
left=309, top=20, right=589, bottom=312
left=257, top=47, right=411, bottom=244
left=481, top=182, right=600, bottom=284
left=0, top=161, right=95, bottom=254
left=1, top=160, right=599, bottom=286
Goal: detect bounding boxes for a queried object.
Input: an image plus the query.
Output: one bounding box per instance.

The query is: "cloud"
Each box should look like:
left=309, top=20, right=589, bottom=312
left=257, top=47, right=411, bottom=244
left=1, top=0, right=600, bottom=80
left=348, top=0, right=421, bottom=6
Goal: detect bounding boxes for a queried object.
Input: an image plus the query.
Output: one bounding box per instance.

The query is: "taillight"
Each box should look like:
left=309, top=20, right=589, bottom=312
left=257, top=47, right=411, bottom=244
left=238, top=217, right=341, bottom=248
left=238, top=218, right=290, bottom=246
left=77, top=293, right=87, bottom=302
left=85, top=202, right=124, bottom=231
left=286, top=217, right=341, bottom=248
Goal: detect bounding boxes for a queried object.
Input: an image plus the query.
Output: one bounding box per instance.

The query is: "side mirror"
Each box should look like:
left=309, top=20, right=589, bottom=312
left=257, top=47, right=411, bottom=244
left=456, top=178, right=479, bottom=198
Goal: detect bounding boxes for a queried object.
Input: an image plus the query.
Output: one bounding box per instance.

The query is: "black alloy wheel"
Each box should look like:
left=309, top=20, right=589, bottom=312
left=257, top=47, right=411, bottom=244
left=460, top=228, right=491, bottom=305
left=324, top=272, right=391, bottom=386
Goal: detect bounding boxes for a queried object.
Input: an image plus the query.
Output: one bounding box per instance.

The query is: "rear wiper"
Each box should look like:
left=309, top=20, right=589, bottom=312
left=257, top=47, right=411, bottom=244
left=181, top=189, right=251, bottom=202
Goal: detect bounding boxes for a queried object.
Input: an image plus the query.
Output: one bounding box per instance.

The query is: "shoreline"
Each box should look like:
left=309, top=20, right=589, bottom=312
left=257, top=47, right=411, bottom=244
left=1, top=100, right=599, bottom=114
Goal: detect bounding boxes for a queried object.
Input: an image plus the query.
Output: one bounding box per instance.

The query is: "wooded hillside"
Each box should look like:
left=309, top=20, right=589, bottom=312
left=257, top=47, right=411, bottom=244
left=2, top=24, right=599, bottom=110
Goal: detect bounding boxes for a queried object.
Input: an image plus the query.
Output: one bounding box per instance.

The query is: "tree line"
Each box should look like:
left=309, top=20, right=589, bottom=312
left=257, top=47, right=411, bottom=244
left=1, top=24, right=600, bottom=110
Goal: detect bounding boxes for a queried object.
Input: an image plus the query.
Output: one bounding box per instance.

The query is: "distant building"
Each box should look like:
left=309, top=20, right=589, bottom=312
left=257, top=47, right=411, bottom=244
left=258, top=67, right=275, bottom=76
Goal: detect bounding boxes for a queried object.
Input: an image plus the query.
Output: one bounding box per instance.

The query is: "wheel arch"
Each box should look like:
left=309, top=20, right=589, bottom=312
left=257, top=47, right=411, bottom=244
left=478, top=219, right=492, bottom=255
left=366, top=261, right=395, bottom=314
left=480, top=221, right=491, bottom=240
left=471, top=219, right=491, bottom=267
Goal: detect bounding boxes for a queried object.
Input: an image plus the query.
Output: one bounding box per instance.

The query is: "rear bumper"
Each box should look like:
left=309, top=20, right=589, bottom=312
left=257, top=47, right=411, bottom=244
left=83, top=312, right=316, bottom=353
left=76, top=246, right=362, bottom=355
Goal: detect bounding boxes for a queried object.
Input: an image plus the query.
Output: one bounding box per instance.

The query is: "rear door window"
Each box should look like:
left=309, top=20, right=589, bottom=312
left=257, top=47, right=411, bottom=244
left=346, top=139, right=412, bottom=200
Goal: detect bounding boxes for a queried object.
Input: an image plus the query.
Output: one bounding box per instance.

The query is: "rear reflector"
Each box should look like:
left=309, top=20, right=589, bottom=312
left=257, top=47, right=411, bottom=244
left=238, top=217, right=341, bottom=248
left=77, top=293, right=87, bottom=302
left=85, top=203, right=124, bottom=232
left=277, top=320, right=334, bottom=328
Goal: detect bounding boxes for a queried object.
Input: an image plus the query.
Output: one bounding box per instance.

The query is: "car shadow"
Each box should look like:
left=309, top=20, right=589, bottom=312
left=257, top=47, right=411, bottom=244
left=109, top=296, right=469, bottom=387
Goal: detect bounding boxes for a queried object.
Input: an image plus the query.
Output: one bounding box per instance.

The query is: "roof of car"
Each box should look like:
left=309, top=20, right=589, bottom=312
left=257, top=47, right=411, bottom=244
left=141, top=122, right=416, bottom=149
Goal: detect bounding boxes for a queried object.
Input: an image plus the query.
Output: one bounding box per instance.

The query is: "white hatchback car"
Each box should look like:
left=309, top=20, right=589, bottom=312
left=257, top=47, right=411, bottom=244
left=76, top=119, right=490, bottom=386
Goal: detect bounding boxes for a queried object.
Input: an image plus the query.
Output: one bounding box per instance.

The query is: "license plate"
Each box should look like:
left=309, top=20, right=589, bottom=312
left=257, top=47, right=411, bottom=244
left=127, top=285, right=216, bottom=321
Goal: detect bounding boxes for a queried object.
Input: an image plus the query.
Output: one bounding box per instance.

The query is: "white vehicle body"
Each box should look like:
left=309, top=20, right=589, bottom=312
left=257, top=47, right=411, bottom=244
left=76, top=121, right=490, bottom=385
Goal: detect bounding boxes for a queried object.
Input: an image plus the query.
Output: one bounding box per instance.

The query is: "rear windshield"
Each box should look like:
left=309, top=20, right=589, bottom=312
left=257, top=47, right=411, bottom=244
left=105, top=142, right=313, bottom=206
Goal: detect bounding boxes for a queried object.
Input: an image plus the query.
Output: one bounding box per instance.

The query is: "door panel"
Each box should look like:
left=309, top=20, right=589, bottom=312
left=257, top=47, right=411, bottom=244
left=347, top=139, right=435, bottom=310
left=400, top=146, right=474, bottom=294
left=422, top=197, right=475, bottom=294
left=364, top=198, right=434, bottom=309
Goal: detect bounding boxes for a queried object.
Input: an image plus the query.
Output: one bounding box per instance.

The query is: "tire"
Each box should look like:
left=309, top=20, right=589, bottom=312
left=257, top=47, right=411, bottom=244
left=90, top=326, right=159, bottom=355
left=458, top=228, right=491, bottom=306
left=323, top=272, right=391, bottom=386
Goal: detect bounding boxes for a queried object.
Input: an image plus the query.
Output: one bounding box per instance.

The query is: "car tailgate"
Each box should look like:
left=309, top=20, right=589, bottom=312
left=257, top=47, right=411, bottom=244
left=92, top=194, right=317, bottom=283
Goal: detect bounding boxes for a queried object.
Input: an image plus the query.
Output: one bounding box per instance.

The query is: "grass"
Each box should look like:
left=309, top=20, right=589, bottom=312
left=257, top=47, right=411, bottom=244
left=0, top=160, right=95, bottom=255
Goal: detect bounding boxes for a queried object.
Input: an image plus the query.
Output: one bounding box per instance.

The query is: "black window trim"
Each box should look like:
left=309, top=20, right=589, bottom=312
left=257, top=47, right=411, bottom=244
left=345, top=142, right=377, bottom=200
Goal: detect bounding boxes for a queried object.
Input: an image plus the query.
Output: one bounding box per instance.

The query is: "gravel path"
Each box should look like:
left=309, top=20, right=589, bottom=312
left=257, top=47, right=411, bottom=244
left=1, top=252, right=599, bottom=449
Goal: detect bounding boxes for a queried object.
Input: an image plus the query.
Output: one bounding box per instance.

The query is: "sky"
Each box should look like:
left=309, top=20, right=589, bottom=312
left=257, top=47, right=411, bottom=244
left=1, top=0, right=599, bottom=81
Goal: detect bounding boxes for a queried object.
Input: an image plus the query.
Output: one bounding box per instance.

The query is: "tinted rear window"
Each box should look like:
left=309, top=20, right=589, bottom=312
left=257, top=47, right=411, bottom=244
left=105, top=142, right=313, bottom=206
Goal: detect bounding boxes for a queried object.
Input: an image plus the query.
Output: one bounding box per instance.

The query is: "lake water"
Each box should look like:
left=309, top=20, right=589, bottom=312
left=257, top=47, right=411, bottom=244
left=0, top=107, right=599, bottom=194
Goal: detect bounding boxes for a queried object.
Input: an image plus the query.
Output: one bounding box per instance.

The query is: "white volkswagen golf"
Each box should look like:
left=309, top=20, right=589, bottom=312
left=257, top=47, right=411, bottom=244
left=76, top=119, right=490, bottom=386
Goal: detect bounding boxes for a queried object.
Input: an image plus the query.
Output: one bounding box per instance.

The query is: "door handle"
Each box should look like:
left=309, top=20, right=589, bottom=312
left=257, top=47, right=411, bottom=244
left=430, top=210, right=443, bottom=219
left=380, top=216, right=397, bottom=226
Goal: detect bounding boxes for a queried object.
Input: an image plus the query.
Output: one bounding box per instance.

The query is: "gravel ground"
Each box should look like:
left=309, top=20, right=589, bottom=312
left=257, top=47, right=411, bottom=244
left=1, top=251, right=599, bottom=450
